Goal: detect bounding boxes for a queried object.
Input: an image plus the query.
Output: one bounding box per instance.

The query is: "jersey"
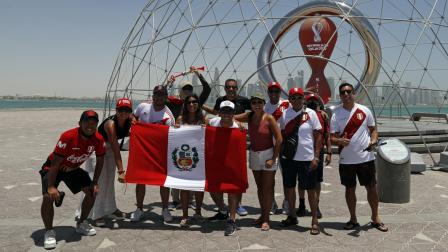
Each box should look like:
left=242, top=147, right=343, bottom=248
left=134, top=102, right=175, bottom=126
left=47, top=127, right=106, bottom=170
left=279, top=107, right=322, bottom=161
left=330, top=103, right=375, bottom=164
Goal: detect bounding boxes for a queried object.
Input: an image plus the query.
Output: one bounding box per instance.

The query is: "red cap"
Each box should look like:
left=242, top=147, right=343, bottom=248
left=288, top=87, right=304, bottom=96
left=116, top=98, right=132, bottom=109
left=306, top=93, right=319, bottom=101
left=268, top=81, right=282, bottom=90
left=80, top=110, right=99, bottom=122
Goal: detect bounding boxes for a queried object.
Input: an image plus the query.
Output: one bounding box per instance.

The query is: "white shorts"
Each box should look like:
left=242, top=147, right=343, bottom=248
left=249, top=148, right=278, bottom=171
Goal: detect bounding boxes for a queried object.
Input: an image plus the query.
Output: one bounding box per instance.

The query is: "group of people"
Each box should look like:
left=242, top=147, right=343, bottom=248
left=38, top=66, right=388, bottom=250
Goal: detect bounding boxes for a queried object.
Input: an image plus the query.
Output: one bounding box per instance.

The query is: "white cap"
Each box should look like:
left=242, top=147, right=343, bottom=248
left=220, top=100, right=235, bottom=110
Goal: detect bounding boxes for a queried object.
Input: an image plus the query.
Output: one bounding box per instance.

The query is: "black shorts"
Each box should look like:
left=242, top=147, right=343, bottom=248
left=40, top=160, right=92, bottom=195
left=339, top=160, right=376, bottom=188
left=317, top=150, right=324, bottom=183
left=280, top=158, right=318, bottom=190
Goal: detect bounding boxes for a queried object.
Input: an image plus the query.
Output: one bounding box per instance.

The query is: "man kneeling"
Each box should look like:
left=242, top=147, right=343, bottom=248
left=40, top=110, right=105, bottom=249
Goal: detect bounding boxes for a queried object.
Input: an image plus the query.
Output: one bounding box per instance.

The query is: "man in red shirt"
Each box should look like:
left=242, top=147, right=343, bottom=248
left=39, top=110, right=106, bottom=250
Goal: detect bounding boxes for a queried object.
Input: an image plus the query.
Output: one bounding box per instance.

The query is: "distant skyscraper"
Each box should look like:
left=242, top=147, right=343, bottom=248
left=297, top=70, right=304, bottom=89
left=287, top=77, right=295, bottom=91
left=327, top=76, right=335, bottom=102
left=207, top=67, right=221, bottom=105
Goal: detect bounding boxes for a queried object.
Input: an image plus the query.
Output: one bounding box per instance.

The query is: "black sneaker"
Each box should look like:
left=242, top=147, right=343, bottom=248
left=55, top=191, right=65, bottom=207
left=208, top=211, right=229, bottom=221
left=280, top=216, right=298, bottom=227
left=296, top=206, right=308, bottom=217
left=224, top=220, right=237, bottom=236
left=317, top=207, right=322, bottom=219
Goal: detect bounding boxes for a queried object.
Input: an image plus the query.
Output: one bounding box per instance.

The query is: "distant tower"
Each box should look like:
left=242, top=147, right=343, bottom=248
left=208, top=67, right=221, bottom=105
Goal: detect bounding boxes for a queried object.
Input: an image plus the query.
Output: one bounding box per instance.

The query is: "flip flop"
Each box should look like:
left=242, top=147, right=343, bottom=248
left=310, top=224, right=320, bottom=235
left=371, top=222, right=388, bottom=232
left=343, top=220, right=360, bottom=230
left=252, top=217, right=262, bottom=226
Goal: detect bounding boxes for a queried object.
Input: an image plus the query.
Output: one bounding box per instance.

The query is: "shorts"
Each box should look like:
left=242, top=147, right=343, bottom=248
left=280, top=158, right=318, bottom=190
left=317, top=150, right=324, bottom=183
left=40, top=159, right=92, bottom=195
left=249, top=148, right=278, bottom=171
left=339, top=160, right=376, bottom=187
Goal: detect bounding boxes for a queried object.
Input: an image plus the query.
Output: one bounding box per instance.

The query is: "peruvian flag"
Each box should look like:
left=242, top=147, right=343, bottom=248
left=126, top=123, right=248, bottom=193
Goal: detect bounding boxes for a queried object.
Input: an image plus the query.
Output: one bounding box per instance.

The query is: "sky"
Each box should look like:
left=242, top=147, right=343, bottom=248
left=1, top=0, right=446, bottom=98
left=0, top=0, right=147, bottom=98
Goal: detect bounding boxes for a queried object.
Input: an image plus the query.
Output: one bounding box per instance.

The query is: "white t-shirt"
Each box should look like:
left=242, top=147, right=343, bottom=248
left=330, top=103, right=375, bottom=164
left=279, top=107, right=322, bottom=161
left=209, top=117, right=239, bottom=128
left=264, top=99, right=288, bottom=115
left=134, top=102, right=174, bottom=126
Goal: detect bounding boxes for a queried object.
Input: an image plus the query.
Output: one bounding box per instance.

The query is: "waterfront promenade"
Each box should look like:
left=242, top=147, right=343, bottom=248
left=1, top=109, right=448, bottom=251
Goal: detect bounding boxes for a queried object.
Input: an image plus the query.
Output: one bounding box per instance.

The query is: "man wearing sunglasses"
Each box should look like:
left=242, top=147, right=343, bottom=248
left=278, top=87, right=323, bottom=235
left=263, top=81, right=290, bottom=215
left=330, top=83, right=388, bottom=232
left=131, top=86, right=176, bottom=224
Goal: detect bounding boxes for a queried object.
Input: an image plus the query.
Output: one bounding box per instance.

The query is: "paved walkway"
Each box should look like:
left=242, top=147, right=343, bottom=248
left=1, top=110, right=448, bottom=251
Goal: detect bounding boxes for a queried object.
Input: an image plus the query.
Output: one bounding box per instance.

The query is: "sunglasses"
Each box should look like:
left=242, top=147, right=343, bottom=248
left=117, top=108, right=132, bottom=113
left=289, top=96, right=304, bottom=101
left=225, top=85, right=238, bottom=90
left=340, top=89, right=353, bottom=95
left=219, top=108, right=234, bottom=114
left=187, top=100, right=198, bottom=105
left=268, top=89, right=281, bottom=94
left=251, top=100, right=264, bottom=105
left=182, top=86, right=193, bottom=91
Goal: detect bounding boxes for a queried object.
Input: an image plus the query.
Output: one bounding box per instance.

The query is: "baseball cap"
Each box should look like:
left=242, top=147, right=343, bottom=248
left=306, top=93, right=320, bottom=101
left=153, top=85, right=168, bottom=95
left=80, top=110, right=99, bottom=122
left=250, top=92, right=266, bottom=102
left=116, top=98, right=132, bottom=109
left=267, top=81, right=282, bottom=90
left=219, top=100, right=235, bottom=110
left=289, top=87, right=304, bottom=96
left=181, top=81, right=193, bottom=90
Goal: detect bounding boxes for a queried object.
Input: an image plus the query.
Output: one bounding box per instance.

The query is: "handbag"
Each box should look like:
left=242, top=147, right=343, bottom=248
left=281, top=113, right=303, bottom=160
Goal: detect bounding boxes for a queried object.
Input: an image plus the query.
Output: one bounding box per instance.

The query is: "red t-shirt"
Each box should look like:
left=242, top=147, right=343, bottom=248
left=46, top=127, right=106, bottom=169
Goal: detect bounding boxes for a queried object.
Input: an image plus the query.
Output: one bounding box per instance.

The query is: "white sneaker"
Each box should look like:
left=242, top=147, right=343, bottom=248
left=76, top=220, right=96, bottom=236
left=130, top=208, right=144, bottom=222
left=44, top=229, right=56, bottom=250
left=162, top=208, right=173, bottom=222
left=282, top=199, right=290, bottom=215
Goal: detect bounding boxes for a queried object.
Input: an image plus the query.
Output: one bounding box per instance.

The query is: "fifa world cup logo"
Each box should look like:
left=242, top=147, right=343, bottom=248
left=299, top=16, right=338, bottom=103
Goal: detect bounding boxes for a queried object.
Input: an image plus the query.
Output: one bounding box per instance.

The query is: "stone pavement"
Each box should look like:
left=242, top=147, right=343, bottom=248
left=1, top=109, right=448, bottom=251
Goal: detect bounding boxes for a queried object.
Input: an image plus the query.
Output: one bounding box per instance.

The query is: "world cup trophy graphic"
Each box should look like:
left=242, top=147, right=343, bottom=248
left=299, top=16, right=337, bottom=104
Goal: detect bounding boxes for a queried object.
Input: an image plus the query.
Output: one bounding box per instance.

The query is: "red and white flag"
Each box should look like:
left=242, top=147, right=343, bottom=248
left=126, top=123, right=248, bottom=193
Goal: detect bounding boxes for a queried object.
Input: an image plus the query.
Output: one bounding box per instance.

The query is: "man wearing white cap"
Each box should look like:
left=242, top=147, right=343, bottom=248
left=208, top=101, right=243, bottom=236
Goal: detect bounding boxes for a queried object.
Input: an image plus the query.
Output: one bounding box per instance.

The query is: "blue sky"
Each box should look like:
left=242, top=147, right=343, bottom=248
left=1, top=0, right=446, bottom=98
left=0, top=0, right=146, bottom=97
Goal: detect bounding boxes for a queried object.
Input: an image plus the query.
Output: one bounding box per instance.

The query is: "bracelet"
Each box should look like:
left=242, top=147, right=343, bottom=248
left=117, top=170, right=125, bottom=174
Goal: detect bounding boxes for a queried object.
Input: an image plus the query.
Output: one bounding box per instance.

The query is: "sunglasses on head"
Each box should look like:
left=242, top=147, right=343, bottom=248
left=340, top=89, right=353, bottom=95
left=225, top=85, right=238, bottom=90
left=268, top=89, right=281, bottom=94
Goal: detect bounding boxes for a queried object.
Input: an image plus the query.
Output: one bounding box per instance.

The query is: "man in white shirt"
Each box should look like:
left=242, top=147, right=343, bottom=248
left=330, top=82, right=388, bottom=232
left=278, top=87, right=322, bottom=235
left=263, top=82, right=289, bottom=215
left=130, top=85, right=175, bottom=223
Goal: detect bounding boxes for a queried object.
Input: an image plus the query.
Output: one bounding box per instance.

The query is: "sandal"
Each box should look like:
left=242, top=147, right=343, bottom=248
left=252, top=217, right=262, bottom=226
left=280, top=216, right=298, bottom=227
left=261, top=222, right=270, bottom=231
left=310, top=224, right=320, bottom=235
left=343, top=220, right=360, bottom=230
left=371, top=222, right=388, bottom=232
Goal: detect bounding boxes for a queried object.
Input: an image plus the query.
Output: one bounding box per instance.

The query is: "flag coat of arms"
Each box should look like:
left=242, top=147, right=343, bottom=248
left=126, top=123, right=248, bottom=193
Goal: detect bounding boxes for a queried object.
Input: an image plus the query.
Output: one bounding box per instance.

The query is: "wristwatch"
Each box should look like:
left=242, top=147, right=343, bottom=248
left=313, top=156, right=320, bottom=162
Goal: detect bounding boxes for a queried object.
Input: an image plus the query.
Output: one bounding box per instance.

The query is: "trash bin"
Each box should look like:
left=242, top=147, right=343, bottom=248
left=376, top=138, right=411, bottom=203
